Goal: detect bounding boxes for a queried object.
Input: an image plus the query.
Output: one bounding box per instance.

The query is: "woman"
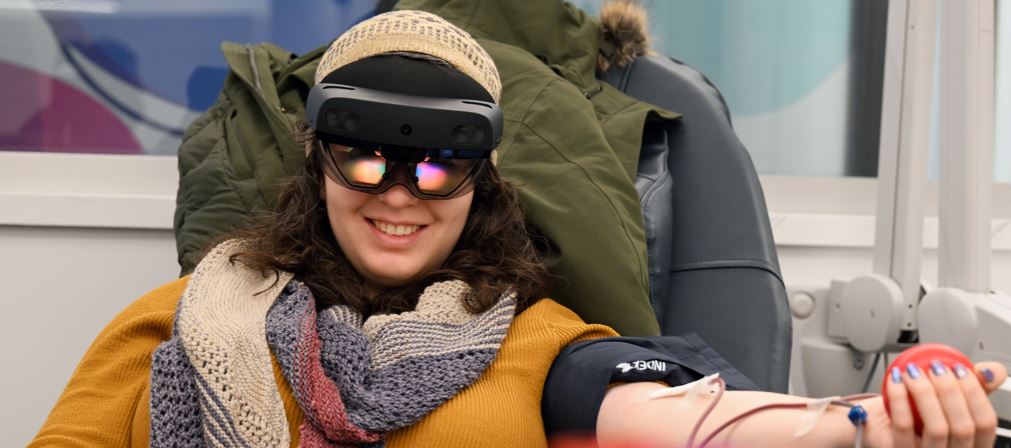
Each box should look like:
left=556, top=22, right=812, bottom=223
left=32, top=10, right=1005, bottom=448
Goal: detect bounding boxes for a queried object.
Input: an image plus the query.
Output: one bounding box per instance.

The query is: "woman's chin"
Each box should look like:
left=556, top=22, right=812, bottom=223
left=362, top=264, right=427, bottom=289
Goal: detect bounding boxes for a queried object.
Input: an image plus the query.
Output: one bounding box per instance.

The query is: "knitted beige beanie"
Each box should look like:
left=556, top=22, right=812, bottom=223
left=314, top=10, right=501, bottom=103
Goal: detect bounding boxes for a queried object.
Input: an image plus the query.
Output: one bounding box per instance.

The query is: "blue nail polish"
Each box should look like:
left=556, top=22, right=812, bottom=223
left=891, top=367, right=903, bottom=383
left=982, top=367, right=995, bottom=383
left=906, top=363, right=922, bottom=380
left=954, top=364, right=969, bottom=379
left=931, top=360, right=946, bottom=376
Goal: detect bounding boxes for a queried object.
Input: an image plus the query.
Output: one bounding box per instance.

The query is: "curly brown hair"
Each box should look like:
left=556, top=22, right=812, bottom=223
left=224, top=138, right=548, bottom=316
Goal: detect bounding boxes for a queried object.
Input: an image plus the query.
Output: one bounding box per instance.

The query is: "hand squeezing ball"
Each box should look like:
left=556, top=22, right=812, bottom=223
left=881, top=343, right=977, bottom=434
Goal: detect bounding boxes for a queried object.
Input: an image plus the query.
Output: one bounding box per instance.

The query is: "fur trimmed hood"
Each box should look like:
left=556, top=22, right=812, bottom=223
left=597, top=0, right=653, bottom=72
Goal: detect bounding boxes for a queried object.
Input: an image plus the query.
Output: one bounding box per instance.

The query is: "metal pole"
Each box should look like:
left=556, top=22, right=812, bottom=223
left=872, top=0, right=936, bottom=330
left=936, top=0, right=995, bottom=292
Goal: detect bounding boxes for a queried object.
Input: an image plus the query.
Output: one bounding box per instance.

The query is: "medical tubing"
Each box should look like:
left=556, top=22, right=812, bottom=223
left=689, top=385, right=877, bottom=448
left=684, top=377, right=726, bottom=447
left=848, top=405, right=869, bottom=448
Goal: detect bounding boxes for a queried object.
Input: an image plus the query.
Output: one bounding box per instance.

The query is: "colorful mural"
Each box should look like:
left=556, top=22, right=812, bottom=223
left=0, top=0, right=378, bottom=155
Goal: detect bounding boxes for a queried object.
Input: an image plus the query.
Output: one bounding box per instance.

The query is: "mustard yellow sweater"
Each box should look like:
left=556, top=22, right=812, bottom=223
left=30, top=276, right=617, bottom=447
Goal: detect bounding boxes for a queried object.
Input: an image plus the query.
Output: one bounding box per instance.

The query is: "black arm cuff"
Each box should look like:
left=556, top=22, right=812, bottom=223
left=542, top=333, right=758, bottom=437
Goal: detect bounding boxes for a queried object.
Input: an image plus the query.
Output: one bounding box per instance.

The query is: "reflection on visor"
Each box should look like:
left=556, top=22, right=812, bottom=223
left=323, top=141, right=483, bottom=197
left=349, top=157, right=386, bottom=185
left=416, top=161, right=451, bottom=192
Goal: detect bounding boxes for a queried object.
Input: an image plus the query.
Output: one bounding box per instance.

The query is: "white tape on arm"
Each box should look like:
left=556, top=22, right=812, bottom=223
left=794, top=396, right=838, bottom=437
left=646, top=372, right=721, bottom=413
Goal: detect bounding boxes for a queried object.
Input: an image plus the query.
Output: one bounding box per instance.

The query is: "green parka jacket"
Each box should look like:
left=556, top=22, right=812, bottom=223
left=174, top=0, right=678, bottom=336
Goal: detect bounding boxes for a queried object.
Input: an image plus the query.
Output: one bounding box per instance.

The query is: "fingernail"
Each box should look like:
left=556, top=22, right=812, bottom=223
left=906, top=363, right=922, bottom=380
left=982, top=367, right=995, bottom=383
left=954, top=364, right=969, bottom=379
left=930, top=360, right=946, bottom=376
left=891, top=367, right=903, bottom=383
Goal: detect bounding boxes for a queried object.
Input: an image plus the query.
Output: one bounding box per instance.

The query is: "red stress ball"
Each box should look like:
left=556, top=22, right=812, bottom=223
left=881, top=343, right=975, bottom=434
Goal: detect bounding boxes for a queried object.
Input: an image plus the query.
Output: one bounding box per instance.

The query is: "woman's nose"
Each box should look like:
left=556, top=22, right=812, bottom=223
left=378, top=183, right=418, bottom=207
left=377, top=163, right=420, bottom=207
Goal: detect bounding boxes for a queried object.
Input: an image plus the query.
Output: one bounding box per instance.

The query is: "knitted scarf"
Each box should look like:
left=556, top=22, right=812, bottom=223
left=150, top=240, right=516, bottom=447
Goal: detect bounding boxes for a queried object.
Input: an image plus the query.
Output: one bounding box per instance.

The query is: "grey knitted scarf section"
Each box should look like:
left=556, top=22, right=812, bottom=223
left=151, top=275, right=515, bottom=447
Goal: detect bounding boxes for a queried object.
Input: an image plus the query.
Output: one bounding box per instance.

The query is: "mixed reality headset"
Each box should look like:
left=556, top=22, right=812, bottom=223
left=305, top=83, right=503, bottom=199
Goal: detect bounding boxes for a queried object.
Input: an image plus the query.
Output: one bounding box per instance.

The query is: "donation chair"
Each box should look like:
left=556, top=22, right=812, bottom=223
left=600, top=56, right=792, bottom=393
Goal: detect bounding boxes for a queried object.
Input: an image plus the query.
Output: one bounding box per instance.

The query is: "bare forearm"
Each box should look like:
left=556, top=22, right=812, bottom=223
left=597, top=382, right=860, bottom=448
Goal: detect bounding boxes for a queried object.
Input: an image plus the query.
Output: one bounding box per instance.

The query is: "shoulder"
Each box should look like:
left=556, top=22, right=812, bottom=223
left=91, top=276, right=189, bottom=347
left=479, top=299, right=616, bottom=375
left=106, top=276, right=188, bottom=329
left=127, top=276, right=190, bottom=316
left=513, top=298, right=619, bottom=347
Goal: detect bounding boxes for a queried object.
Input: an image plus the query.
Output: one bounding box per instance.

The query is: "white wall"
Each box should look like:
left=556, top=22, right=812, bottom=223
left=0, top=226, right=178, bottom=445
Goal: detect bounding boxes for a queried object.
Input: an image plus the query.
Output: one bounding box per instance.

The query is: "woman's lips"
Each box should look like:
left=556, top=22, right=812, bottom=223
left=366, top=218, right=427, bottom=245
left=371, top=219, right=421, bottom=236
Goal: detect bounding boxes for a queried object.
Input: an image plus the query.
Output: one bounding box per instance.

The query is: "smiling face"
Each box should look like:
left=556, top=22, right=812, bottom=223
left=323, top=173, right=473, bottom=289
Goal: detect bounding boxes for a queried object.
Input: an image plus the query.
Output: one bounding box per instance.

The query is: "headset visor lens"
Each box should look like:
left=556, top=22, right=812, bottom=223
left=329, top=144, right=386, bottom=187
left=321, top=140, right=485, bottom=198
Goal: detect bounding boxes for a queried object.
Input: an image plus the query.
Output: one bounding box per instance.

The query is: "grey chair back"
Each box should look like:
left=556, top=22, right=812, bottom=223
left=599, top=56, right=792, bottom=392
